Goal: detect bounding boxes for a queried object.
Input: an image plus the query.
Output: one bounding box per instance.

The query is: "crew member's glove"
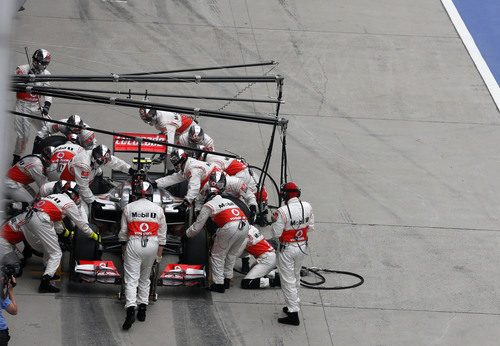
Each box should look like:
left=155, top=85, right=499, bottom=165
left=62, top=228, right=74, bottom=238
left=91, top=200, right=105, bottom=210
left=33, top=135, right=43, bottom=148
left=174, top=199, right=190, bottom=213
left=128, top=167, right=137, bottom=176
left=41, top=101, right=51, bottom=116
left=152, top=154, right=167, bottom=165
left=249, top=205, right=257, bottom=224
left=89, top=232, right=101, bottom=243
left=151, top=181, right=158, bottom=189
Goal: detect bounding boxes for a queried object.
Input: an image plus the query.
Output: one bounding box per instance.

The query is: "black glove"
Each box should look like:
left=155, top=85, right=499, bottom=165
left=128, top=167, right=137, bottom=176
left=151, top=181, right=158, bottom=189
left=41, top=101, right=51, bottom=116
left=152, top=154, right=167, bottom=165
left=249, top=205, right=257, bottom=224
left=174, top=199, right=190, bottom=213
left=91, top=200, right=105, bottom=210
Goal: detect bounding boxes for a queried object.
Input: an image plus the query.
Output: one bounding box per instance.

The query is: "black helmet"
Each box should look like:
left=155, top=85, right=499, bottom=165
left=62, top=181, right=81, bottom=205
left=188, top=125, right=204, bottom=144
left=208, top=170, right=226, bottom=192
left=131, top=173, right=152, bottom=201
left=53, top=180, right=69, bottom=194
left=139, top=108, right=157, bottom=124
left=170, top=149, right=188, bottom=171
left=40, top=146, right=55, bottom=168
left=91, top=145, right=111, bottom=168
left=32, top=49, right=51, bottom=72
left=67, top=114, right=84, bottom=133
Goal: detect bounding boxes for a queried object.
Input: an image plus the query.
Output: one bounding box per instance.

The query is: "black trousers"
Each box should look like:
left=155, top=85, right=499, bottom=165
left=0, top=329, right=10, bottom=346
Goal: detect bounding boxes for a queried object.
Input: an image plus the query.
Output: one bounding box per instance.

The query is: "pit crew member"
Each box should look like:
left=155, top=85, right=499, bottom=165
left=271, top=182, right=314, bottom=326
left=185, top=184, right=249, bottom=293
left=139, top=108, right=195, bottom=155
left=13, top=49, right=53, bottom=164
left=49, top=144, right=134, bottom=206
left=177, top=124, right=214, bottom=152
left=5, top=146, right=55, bottom=203
left=22, top=182, right=101, bottom=293
left=119, top=179, right=167, bottom=330
left=239, top=225, right=279, bottom=289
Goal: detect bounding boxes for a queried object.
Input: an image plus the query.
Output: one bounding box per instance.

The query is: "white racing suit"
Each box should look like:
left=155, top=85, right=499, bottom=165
left=272, top=197, right=314, bottom=313
left=186, top=195, right=249, bottom=284
left=38, top=181, right=88, bottom=219
left=150, top=111, right=194, bottom=155
left=239, top=225, right=276, bottom=288
left=23, top=194, right=95, bottom=277
left=118, top=199, right=167, bottom=308
left=156, top=157, right=219, bottom=205
left=37, top=117, right=90, bottom=138
left=45, top=142, right=85, bottom=181
left=48, top=150, right=131, bottom=204
left=5, top=155, right=48, bottom=202
left=199, top=174, right=257, bottom=211
left=178, top=131, right=214, bottom=152
left=204, top=153, right=256, bottom=192
left=14, top=64, right=53, bottom=156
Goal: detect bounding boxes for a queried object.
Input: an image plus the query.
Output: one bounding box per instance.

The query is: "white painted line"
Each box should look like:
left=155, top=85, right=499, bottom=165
left=441, top=0, right=500, bottom=111
left=101, top=0, right=128, bottom=3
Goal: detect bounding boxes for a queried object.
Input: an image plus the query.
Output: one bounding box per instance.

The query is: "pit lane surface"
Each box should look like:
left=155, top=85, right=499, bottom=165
left=7, top=1, right=500, bottom=345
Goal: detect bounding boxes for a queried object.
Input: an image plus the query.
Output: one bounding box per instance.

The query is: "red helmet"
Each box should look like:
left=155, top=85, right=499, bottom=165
left=280, top=182, right=301, bottom=202
left=32, top=49, right=51, bottom=72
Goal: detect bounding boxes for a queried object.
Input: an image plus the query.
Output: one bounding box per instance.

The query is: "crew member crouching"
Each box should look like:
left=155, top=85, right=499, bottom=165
left=240, top=225, right=280, bottom=289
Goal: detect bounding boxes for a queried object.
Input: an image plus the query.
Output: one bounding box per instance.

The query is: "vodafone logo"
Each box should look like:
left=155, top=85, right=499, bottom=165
left=139, top=223, right=150, bottom=232
left=231, top=209, right=240, bottom=216
left=35, top=200, right=46, bottom=207
left=56, top=152, right=65, bottom=159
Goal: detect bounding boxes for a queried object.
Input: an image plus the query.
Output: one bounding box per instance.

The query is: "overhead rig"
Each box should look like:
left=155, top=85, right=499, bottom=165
left=10, top=60, right=290, bottom=210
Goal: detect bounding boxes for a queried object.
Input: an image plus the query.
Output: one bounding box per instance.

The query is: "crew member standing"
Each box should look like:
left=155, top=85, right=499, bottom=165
left=119, top=179, right=167, bottom=330
left=13, top=49, right=53, bottom=164
left=271, top=182, right=314, bottom=326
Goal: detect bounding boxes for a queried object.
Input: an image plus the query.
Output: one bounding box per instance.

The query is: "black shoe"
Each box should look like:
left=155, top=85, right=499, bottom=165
left=51, top=274, right=61, bottom=281
left=209, top=283, right=225, bottom=293
left=278, top=311, right=300, bottom=326
left=38, top=275, right=60, bottom=293
left=137, top=304, right=147, bottom=322
left=122, top=306, right=136, bottom=330
left=224, top=278, right=231, bottom=289
left=270, top=273, right=281, bottom=287
left=241, top=257, right=250, bottom=274
left=12, top=155, right=21, bottom=166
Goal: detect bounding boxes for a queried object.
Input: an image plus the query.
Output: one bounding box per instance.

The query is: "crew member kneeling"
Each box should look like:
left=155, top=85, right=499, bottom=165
left=119, top=179, right=167, bottom=330
left=271, top=182, right=314, bottom=326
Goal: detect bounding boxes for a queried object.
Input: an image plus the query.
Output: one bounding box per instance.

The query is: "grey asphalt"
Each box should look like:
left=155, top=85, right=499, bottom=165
left=6, top=0, right=500, bottom=345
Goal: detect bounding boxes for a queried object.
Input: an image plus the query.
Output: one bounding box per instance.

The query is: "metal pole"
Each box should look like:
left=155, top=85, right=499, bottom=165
left=123, top=60, right=276, bottom=76
left=12, top=74, right=280, bottom=83
left=10, top=84, right=287, bottom=126
left=20, top=84, right=282, bottom=104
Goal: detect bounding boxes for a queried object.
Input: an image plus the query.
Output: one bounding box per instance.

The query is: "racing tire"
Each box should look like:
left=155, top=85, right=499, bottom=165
left=72, top=226, right=100, bottom=262
left=182, top=228, right=208, bottom=265
left=32, top=135, right=67, bottom=154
